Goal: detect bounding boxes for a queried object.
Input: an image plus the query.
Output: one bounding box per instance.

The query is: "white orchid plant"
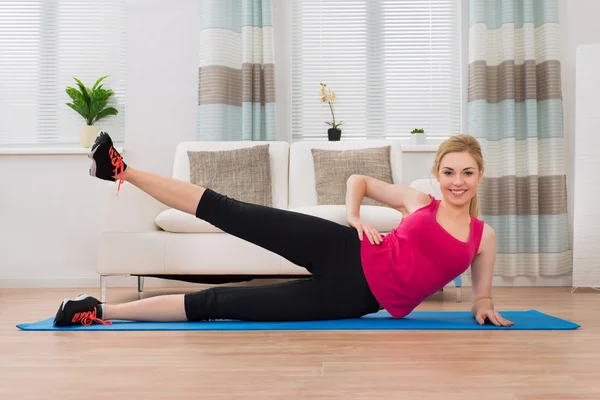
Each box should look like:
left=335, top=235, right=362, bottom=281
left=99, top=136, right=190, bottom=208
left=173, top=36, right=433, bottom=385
left=320, top=83, right=343, bottom=130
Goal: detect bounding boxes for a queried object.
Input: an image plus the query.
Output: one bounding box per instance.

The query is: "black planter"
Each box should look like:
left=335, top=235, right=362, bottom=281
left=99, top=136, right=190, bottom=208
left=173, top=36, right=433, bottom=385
left=328, top=128, right=341, bottom=141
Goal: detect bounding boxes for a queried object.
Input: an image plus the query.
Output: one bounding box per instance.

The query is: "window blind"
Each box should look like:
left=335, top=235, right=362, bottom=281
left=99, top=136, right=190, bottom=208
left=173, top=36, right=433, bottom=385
left=292, top=0, right=461, bottom=140
left=0, top=0, right=126, bottom=146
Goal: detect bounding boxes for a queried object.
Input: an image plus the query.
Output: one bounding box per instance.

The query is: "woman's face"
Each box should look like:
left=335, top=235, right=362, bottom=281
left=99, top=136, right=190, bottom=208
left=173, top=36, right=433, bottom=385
left=437, top=151, right=482, bottom=208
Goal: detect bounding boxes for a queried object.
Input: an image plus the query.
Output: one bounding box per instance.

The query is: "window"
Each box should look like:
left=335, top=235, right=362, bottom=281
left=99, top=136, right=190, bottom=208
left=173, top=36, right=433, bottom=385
left=291, top=0, right=462, bottom=140
left=0, top=0, right=126, bottom=146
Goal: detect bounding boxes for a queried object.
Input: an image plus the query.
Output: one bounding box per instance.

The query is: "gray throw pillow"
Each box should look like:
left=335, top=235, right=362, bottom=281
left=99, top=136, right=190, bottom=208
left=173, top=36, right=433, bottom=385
left=188, top=144, right=273, bottom=207
left=311, top=146, right=393, bottom=206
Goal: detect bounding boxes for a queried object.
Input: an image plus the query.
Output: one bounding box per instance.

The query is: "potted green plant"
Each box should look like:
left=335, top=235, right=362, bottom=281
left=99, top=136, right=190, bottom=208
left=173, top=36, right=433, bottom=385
left=320, top=83, right=343, bottom=141
left=410, top=128, right=426, bottom=145
left=65, top=76, right=118, bottom=147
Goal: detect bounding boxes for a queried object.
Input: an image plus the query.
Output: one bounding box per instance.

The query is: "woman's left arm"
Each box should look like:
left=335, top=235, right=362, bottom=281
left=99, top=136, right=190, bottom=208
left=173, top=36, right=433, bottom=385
left=470, top=224, right=514, bottom=327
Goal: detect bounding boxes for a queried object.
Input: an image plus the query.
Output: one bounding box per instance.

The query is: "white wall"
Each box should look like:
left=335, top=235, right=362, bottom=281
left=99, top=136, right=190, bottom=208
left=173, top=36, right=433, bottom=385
left=0, top=0, right=201, bottom=288
left=124, top=0, right=200, bottom=176
left=0, top=155, right=106, bottom=287
left=559, top=0, right=600, bottom=255
left=1, top=0, right=598, bottom=288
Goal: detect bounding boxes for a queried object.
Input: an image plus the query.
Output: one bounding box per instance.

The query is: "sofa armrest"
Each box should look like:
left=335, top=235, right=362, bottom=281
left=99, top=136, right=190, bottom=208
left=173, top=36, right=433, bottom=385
left=409, top=178, right=443, bottom=198
left=101, top=181, right=168, bottom=233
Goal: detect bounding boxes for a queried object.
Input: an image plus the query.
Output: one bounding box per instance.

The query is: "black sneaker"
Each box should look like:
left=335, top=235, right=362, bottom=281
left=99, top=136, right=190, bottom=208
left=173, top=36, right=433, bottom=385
left=88, top=131, right=127, bottom=193
left=53, top=294, right=111, bottom=327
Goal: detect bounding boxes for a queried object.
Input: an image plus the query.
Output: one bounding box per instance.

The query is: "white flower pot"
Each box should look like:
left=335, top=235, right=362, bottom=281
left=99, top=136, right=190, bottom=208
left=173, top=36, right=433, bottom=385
left=410, top=133, right=427, bottom=146
left=79, top=125, right=101, bottom=148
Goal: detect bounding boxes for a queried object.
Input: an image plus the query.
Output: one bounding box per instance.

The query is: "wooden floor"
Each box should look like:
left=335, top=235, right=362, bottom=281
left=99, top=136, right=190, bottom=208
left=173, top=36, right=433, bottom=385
left=1, top=286, right=599, bottom=400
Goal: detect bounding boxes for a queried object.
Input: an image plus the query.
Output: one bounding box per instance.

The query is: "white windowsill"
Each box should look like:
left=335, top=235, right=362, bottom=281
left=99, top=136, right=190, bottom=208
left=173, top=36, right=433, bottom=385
left=0, top=144, right=124, bottom=155
left=291, top=136, right=442, bottom=152
left=401, top=144, right=439, bottom=152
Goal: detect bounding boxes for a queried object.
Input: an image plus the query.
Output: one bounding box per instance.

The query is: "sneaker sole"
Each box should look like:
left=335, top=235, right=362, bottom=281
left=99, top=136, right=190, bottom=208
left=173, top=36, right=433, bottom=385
left=87, top=131, right=120, bottom=182
left=88, top=145, right=99, bottom=177
left=59, top=293, right=92, bottom=311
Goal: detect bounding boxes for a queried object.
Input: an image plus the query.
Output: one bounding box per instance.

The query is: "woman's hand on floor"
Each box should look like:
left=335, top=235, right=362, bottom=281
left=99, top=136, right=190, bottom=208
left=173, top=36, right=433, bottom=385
left=474, top=307, right=514, bottom=327
left=347, top=216, right=382, bottom=245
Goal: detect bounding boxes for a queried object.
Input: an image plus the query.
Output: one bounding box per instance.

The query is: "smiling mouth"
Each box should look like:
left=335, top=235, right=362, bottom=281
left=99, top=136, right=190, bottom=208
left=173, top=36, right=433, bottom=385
left=449, top=189, right=467, bottom=197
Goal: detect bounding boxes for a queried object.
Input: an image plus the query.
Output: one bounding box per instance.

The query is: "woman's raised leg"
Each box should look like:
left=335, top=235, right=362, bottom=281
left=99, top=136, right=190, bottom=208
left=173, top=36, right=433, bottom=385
left=123, top=167, right=204, bottom=216
left=89, top=131, right=205, bottom=215
left=88, top=131, right=358, bottom=275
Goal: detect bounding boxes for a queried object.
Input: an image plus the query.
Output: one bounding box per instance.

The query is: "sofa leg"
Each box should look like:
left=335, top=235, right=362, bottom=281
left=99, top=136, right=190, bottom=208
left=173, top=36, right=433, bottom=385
left=99, top=274, right=130, bottom=303
left=138, top=276, right=145, bottom=296
left=454, top=275, right=462, bottom=303
left=100, top=275, right=108, bottom=303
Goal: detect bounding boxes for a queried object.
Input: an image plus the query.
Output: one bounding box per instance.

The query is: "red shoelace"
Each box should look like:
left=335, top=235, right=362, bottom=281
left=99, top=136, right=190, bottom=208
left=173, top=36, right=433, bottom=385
left=71, top=307, right=112, bottom=327
left=109, top=146, right=125, bottom=195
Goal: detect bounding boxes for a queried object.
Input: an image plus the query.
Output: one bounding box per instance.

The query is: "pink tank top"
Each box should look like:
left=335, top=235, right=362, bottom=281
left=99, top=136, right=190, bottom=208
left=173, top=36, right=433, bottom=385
left=360, top=196, right=485, bottom=318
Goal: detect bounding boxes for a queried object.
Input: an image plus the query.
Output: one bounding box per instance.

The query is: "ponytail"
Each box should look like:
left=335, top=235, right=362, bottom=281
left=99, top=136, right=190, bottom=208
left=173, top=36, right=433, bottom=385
left=469, top=192, right=480, bottom=218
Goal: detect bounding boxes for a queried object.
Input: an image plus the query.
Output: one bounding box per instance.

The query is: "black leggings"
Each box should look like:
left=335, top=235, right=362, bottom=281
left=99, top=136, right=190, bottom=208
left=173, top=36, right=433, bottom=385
left=183, top=189, right=380, bottom=322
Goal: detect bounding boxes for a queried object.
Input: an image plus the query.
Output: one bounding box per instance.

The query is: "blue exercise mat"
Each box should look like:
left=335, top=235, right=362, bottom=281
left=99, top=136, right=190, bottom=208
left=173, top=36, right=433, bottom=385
left=16, top=310, right=579, bottom=331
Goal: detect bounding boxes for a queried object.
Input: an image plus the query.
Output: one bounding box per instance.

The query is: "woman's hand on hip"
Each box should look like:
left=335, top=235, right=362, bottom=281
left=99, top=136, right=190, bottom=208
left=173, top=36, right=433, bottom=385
left=347, top=215, right=382, bottom=245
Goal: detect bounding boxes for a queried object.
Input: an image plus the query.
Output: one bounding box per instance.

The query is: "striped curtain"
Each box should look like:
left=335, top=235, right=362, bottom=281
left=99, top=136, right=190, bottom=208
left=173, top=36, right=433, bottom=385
left=468, top=0, right=571, bottom=276
left=198, top=0, right=276, bottom=141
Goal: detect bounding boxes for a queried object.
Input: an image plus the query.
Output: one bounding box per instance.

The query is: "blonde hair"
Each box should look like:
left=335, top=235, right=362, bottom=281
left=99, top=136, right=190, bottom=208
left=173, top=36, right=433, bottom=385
left=431, top=134, right=484, bottom=218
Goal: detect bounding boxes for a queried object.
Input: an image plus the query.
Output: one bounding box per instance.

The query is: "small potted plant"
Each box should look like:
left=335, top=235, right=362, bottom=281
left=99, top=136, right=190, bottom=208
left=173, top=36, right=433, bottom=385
left=320, top=83, right=343, bottom=141
left=410, top=128, right=426, bottom=145
left=65, top=76, right=118, bottom=147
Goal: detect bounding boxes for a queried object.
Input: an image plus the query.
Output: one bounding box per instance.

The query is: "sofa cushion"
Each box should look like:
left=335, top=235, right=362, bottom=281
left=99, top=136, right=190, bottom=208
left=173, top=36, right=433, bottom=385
left=188, top=144, right=273, bottom=207
left=289, top=205, right=402, bottom=232
left=311, top=146, right=393, bottom=206
left=289, top=141, right=403, bottom=209
left=173, top=141, right=289, bottom=209
left=155, top=208, right=223, bottom=233
left=155, top=205, right=402, bottom=234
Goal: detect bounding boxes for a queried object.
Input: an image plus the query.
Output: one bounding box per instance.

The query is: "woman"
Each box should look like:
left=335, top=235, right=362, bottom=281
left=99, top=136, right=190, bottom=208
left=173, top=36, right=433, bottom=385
left=54, top=132, right=513, bottom=327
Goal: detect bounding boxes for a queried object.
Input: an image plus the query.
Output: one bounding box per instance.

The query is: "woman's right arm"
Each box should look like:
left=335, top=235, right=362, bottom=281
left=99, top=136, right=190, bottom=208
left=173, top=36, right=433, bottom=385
left=346, top=174, right=429, bottom=213
left=345, top=174, right=430, bottom=244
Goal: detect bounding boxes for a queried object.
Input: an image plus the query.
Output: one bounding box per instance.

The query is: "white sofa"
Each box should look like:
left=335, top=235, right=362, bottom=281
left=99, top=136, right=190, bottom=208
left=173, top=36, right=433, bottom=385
left=98, top=140, right=458, bottom=302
